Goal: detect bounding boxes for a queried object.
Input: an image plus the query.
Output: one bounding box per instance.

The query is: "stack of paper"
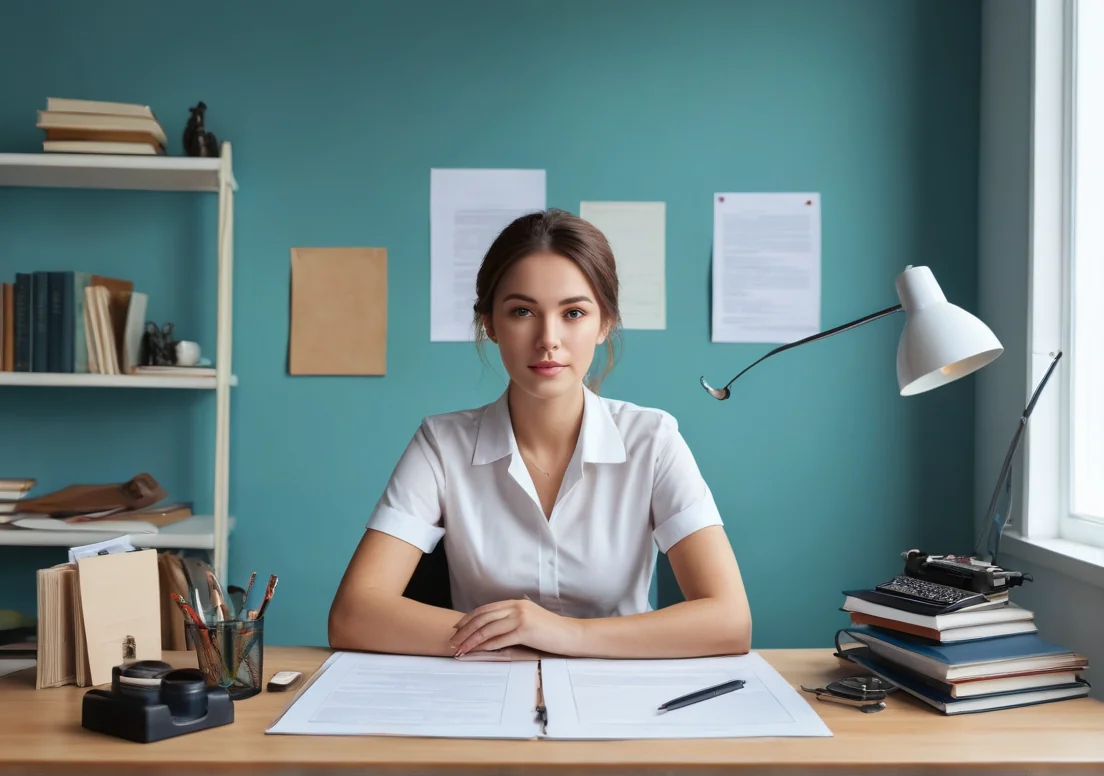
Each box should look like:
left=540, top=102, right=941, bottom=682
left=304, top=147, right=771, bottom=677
left=267, top=651, right=832, bottom=740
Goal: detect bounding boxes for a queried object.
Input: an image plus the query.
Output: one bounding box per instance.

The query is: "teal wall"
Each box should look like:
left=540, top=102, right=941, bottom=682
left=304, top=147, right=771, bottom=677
left=0, top=0, right=982, bottom=648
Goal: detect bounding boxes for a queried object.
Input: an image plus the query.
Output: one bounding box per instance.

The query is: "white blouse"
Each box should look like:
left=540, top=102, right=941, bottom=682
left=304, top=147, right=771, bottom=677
left=366, top=386, right=724, bottom=618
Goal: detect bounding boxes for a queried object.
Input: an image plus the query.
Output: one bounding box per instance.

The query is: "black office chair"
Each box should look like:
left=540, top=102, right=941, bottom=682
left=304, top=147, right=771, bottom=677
left=402, top=543, right=452, bottom=610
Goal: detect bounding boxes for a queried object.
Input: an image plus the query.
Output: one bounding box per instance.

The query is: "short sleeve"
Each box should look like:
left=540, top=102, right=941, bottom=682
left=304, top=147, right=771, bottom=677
left=650, top=415, right=723, bottom=553
left=366, top=419, right=446, bottom=553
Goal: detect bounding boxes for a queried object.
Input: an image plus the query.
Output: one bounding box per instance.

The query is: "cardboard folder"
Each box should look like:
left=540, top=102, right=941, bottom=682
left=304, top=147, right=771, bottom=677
left=289, top=247, right=387, bottom=375
left=35, top=549, right=190, bottom=689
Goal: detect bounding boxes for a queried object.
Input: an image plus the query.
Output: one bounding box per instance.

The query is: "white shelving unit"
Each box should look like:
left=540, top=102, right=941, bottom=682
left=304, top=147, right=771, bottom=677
left=0, top=515, right=234, bottom=550
left=0, top=146, right=238, bottom=580
left=0, top=372, right=237, bottom=389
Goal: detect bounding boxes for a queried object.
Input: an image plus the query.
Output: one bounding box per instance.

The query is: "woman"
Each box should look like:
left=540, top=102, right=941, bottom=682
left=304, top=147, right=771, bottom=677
left=329, top=209, right=751, bottom=659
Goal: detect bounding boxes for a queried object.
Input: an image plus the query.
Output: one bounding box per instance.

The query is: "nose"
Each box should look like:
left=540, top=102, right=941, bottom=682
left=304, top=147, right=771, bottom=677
left=536, top=316, right=561, bottom=353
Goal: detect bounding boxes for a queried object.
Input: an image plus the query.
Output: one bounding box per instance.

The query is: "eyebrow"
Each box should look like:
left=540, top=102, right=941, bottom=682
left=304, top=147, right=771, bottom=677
left=503, top=293, right=594, bottom=306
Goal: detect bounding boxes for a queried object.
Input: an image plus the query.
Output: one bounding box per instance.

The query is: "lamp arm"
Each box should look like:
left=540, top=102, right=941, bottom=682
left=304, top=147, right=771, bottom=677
left=977, top=350, right=1063, bottom=561
left=701, top=304, right=904, bottom=400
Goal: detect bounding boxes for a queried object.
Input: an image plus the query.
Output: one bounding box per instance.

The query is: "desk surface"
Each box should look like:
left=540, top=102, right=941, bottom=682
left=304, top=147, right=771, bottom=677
left=2, top=646, right=1103, bottom=776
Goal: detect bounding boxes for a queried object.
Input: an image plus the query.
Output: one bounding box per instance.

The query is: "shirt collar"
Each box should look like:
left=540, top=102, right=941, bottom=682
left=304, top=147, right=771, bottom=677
left=472, top=385, right=627, bottom=466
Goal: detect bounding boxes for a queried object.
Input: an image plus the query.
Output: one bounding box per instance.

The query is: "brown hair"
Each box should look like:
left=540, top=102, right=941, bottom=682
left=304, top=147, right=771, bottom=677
left=473, top=208, right=622, bottom=391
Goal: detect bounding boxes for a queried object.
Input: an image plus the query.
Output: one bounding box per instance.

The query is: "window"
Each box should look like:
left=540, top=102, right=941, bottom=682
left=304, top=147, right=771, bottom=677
left=1025, top=0, right=1104, bottom=552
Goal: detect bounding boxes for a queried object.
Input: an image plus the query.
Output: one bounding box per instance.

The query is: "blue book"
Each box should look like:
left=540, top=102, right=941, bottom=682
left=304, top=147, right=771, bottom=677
left=839, top=625, right=1086, bottom=681
left=31, top=271, right=49, bottom=372
left=846, top=649, right=1090, bottom=715
left=13, top=273, right=32, bottom=372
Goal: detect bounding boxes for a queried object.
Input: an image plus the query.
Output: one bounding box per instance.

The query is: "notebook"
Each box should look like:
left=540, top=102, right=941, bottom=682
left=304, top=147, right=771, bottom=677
left=846, top=650, right=1089, bottom=714
left=839, top=625, right=1088, bottom=682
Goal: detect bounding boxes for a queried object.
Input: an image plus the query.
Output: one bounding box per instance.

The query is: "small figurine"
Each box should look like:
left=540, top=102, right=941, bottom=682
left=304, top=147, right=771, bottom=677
left=183, top=102, right=219, bottom=157
left=142, top=322, right=177, bottom=366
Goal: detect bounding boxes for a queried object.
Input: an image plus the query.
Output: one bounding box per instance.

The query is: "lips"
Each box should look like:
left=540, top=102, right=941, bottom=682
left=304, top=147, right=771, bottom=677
left=529, top=361, right=566, bottom=377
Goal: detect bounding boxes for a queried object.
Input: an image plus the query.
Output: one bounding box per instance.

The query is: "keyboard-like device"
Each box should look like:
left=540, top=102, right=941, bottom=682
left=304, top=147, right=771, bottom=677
left=875, top=575, right=980, bottom=606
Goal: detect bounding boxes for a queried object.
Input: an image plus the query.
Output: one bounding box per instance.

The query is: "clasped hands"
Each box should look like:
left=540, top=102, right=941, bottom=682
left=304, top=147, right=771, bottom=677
left=449, top=597, right=582, bottom=659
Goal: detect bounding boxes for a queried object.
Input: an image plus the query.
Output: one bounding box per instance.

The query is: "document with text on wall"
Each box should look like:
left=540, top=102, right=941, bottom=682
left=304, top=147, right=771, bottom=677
left=430, top=168, right=546, bottom=342
left=712, top=192, right=821, bottom=343
left=266, top=651, right=832, bottom=739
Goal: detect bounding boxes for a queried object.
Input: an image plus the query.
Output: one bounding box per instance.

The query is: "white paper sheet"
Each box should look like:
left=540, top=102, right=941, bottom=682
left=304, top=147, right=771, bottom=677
left=430, top=168, right=546, bottom=341
left=266, top=651, right=541, bottom=738
left=579, top=201, right=666, bottom=329
left=0, top=658, right=34, bottom=678
left=540, top=653, right=832, bottom=739
left=711, top=193, right=821, bottom=343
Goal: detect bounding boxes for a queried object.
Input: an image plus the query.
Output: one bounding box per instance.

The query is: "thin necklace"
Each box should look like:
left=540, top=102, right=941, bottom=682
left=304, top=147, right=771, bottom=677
left=520, top=450, right=551, bottom=477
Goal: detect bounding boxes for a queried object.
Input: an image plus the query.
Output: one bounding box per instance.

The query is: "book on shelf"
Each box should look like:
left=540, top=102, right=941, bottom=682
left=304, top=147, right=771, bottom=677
left=0, top=478, right=37, bottom=515
left=134, top=365, right=215, bottom=377
left=10, top=502, right=193, bottom=534
left=36, top=97, right=166, bottom=155
left=0, top=270, right=164, bottom=377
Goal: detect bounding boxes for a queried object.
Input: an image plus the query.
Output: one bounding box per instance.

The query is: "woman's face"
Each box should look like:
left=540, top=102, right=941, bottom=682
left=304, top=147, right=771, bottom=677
left=485, top=251, right=608, bottom=401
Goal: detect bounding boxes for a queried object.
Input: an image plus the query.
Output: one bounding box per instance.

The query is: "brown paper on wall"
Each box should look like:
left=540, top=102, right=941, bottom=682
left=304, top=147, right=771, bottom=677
left=289, top=247, right=387, bottom=375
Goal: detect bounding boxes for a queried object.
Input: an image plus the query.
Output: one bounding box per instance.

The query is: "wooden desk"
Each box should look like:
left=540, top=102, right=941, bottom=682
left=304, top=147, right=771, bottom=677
left=2, top=646, right=1103, bottom=775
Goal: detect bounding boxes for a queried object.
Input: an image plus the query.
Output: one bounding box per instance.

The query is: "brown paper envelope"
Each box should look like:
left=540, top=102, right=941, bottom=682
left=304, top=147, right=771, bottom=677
left=77, top=549, right=162, bottom=686
left=289, top=247, right=387, bottom=375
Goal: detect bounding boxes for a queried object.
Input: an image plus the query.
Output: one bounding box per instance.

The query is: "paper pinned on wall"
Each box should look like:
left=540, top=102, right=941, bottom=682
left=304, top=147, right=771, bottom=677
left=711, top=193, right=821, bottom=343
left=430, top=169, right=546, bottom=342
left=289, top=247, right=387, bottom=375
left=579, top=201, right=666, bottom=330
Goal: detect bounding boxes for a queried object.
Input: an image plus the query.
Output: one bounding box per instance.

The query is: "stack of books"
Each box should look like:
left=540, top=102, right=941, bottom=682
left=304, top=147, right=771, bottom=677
left=0, top=478, right=36, bottom=518
left=35, top=97, right=167, bottom=155
left=0, top=272, right=147, bottom=375
left=838, top=574, right=1090, bottom=714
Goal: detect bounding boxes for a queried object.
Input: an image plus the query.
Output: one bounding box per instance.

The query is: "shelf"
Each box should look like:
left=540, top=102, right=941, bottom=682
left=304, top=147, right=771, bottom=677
left=0, top=514, right=231, bottom=550
left=0, top=152, right=236, bottom=192
left=0, top=372, right=237, bottom=389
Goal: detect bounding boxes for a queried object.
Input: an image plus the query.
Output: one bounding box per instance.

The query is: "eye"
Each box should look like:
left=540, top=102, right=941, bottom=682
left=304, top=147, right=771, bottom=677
left=564, top=308, right=585, bottom=320
left=510, top=307, right=533, bottom=317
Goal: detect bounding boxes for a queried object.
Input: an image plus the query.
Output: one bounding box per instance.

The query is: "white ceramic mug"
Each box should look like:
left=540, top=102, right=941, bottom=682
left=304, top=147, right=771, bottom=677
left=176, top=340, right=201, bottom=367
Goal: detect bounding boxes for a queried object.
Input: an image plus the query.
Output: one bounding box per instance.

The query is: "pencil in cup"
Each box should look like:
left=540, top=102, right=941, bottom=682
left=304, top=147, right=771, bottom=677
left=171, top=592, right=264, bottom=699
left=189, top=617, right=265, bottom=700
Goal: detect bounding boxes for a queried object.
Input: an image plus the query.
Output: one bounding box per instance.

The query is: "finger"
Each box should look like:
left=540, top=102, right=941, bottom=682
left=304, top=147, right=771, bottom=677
left=451, top=609, right=512, bottom=648
left=455, top=616, right=518, bottom=656
left=453, top=600, right=513, bottom=630
left=472, top=634, right=522, bottom=654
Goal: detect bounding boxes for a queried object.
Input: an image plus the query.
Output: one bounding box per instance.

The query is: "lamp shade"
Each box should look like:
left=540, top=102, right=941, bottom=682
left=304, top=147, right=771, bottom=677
left=895, top=265, right=1003, bottom=395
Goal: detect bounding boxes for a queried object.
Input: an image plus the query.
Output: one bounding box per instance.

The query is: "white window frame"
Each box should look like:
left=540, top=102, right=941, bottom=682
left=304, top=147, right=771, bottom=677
left=1011, top=0, right=1104, bottom=582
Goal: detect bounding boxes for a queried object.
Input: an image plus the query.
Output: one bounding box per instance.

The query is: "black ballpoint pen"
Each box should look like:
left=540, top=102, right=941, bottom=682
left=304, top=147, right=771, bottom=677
left=657, top=679, right=746, bottom=712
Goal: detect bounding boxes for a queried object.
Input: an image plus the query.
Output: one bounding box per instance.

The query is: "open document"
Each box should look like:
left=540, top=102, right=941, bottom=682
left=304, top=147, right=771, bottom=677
left=267, top=651, right=831, bottom=739
left=711, top=192, right=821, bottom=343
left=267, top=651, right=541, bottom=738
left=430, top=168, right=546, bottom=341
left=541, top=653, right=832, bottom=739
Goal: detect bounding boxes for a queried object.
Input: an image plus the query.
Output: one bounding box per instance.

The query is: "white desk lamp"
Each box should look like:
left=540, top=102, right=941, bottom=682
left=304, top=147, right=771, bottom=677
left=701, top=265, right=1004, bottom=399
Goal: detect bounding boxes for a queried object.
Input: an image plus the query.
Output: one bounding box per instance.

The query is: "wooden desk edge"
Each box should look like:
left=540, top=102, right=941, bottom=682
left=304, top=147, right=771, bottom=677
left=2, top=645, right=1102, bottom=776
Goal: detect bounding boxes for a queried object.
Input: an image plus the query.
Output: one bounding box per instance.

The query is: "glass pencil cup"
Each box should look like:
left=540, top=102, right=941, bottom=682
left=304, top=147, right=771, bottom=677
left=185, top=617, right=264, bottom=700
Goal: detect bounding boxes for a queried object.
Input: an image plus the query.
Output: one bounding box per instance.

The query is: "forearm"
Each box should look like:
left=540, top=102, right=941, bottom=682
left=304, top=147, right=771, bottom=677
left=574, top=597, right=751, bottom=659
left=328, top=588, right=462, bottom=657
